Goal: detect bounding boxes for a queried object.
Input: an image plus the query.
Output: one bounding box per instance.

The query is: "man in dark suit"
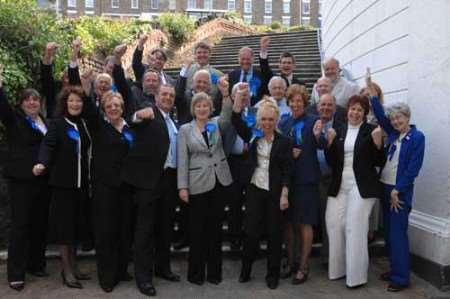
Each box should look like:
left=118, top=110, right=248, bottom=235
left=259, top=36, right=305, bottom=88
left=132, top=34, right=174, bottom=86
left=228, top=46, right=268, bottom=106
left=131, top=69, right=160, bottom=109
left=120, top=84, right=180, bottom=296
left=310, top=93, right=346, bottom=264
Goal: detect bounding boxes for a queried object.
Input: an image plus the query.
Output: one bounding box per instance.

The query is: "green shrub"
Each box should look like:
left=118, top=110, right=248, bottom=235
left=270, top=21, right=282, bottom=30
left=158, top=13, right=195, bottom=44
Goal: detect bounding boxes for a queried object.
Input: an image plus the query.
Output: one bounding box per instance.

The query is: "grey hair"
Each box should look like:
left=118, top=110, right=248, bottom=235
left=239, top=46, right=253, bottom=57
left=94, top=73, right=113, bottom=87
left=316, top=76, right=332, bottom=85
left=193, top=69, right=211, bottom=82
left=322, top=57, right=340, bottom=69
left=190, top=92, right=214, bottom=117
left=268, top=76, right=287, bottom=90
left=319, top=93, right=336, bottom=104
left=386, top=102, right=411, bottom=119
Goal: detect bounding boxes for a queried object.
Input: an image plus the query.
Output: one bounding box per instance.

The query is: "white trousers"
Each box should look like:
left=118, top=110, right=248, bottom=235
left=325, top=186, right=376, bottom=287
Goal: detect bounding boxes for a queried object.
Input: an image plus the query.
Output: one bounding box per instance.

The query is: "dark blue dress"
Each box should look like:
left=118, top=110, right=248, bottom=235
left=279, top=113, right=324, bottom=225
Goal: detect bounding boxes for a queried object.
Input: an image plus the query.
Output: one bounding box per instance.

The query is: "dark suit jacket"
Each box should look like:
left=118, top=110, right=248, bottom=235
left=305, top=103, right=347, bottom=124
left=231, top=111, right=292, bottom=198
left=121, top=106, right=172, bottom=190
left=132, top=47, right=174, bottom=85
left=228, top=67, right=268, bottom=106
left=325, top=121, right=385, bottom=198
left=259, top=56, right=304, bottom=87
left=0, top=88, right=49, bottom=180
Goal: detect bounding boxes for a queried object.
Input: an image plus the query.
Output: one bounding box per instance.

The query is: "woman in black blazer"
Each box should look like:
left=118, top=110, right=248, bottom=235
left=33, top=86, right=92, bottom=289
left=232, top=89, right=292, bottom=290
left=0, top=65, right=51, bottom=291
left=324, top=95, right=385, bottom=288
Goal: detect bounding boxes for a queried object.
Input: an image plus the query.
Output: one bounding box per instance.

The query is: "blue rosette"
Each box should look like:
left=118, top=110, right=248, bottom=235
left=210, top=72, right=219, bottom=85
left=250, top=127, right=263, bottom=144
left=245, top=110, right=256, bottom=128
left=205, top=122, right=217, bottom=146
left=66, top=127, right=80, bottom=153
left=249, top=77, right=261, bottom=96
left=122, top=129, right=134, bottom=149
left=25, top=115, right=41, bottom=133
left=293, top=121, right=304, bottom=146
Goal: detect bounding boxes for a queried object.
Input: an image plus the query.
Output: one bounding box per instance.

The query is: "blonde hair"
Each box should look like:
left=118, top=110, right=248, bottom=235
left=94, top=73, right=113, bottom=87
left=286, top=83, right=309, bottom=106
left=101, top=91, right=124, bottom=110
left=256, top=96, right=280, bottom=125
left=190, top=92, right=213, bottom=118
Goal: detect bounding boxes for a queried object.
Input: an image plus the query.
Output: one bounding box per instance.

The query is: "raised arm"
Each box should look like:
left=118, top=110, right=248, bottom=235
left=132, top=34, right=147, bottom=83
left=217, top=76, right=232, bottom=132
left=231, top=83, right=252, bottom=142
left=41, top=42, right=59, bottom=117
left=113, top=44, right=136, bottom=118
left=68, top=38, right=82, bottom=86
left=259, top=36, right=274, bottom=82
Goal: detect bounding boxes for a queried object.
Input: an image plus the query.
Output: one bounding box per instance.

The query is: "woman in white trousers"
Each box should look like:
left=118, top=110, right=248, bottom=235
left=324, top=95, right=385, bottom=288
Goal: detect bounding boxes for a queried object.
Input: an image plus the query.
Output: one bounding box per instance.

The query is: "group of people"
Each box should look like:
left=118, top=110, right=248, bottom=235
left=0, top=33, right=425, bottom=296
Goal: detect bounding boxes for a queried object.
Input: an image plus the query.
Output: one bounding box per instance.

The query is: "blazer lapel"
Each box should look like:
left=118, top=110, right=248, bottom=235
left=191, top=120, right=209, bottom=150
left=269, top=133, right=280, bottom=162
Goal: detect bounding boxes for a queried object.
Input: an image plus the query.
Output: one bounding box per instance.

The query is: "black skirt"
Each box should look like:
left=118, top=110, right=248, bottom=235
left=288, top=184, right=320, bottom=225
left=47, top=186, right=90, bottom=245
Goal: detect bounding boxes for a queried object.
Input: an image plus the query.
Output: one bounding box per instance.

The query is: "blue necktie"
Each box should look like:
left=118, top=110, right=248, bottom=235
left=165, top=115, right=177, bottom=168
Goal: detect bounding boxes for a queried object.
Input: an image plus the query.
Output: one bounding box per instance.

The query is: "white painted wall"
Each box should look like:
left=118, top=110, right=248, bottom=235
left=321, top=0, right=450, bottom=266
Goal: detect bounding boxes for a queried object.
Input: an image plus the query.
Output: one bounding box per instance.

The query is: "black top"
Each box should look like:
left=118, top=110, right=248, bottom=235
left=231, top=111, right=292, bottom=198
left=227, top=67, right=268, bottom=106
left=325, top=121, right=386, bottom=198
left=0, top=87, right=49, bottom=180
left=259, top=56, right=305, bottom=87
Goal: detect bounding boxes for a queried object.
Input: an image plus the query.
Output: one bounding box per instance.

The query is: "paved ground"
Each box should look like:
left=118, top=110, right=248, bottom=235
left=0, top=255, right=449, bottom=299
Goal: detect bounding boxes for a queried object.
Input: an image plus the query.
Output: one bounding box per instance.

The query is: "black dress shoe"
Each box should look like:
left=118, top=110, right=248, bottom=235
left=28, top=270, right=49, bottom=277
left=265, top=277, right=279, bottom=289
left=207, top=278, right=221, bottom=285
left=387, top=282, right=408, bottom=292
left=137, top=281, right=156, bottom=296
left=101, top=285, right=114, bottom=293
left=9, top=281, right=25, bottom=291
left=61, top=272, right=83, bottom=289
left=155, top=271, right=180, bottom=282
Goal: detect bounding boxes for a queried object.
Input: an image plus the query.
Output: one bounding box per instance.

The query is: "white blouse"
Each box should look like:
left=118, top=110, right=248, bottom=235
left=251, top=136, right=273, bottom=191
left=340, top=123, right=361, bottom=191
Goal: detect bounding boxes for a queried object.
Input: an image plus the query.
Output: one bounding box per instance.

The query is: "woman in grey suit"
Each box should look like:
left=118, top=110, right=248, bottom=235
left=177, top=78, right=233, bottom=285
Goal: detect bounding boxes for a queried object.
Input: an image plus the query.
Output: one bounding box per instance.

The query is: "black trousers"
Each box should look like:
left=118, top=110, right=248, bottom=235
left=7, top=178, right=50, bottom=282
left=93, top=181, right=132, bottom=288
left=188, top=182, right=228, bottom=282
left=242, top=184, right=283, bottom=280
left=128, top=184, right=157, bottom=284
left=154, top=168, right=177, bottom=273
left=227, top=154, right=247, bottom=242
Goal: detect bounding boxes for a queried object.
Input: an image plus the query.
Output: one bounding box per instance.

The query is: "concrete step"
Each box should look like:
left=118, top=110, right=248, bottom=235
left=221, top=30, right=318, bottom=41
left=217, top=38, right=318, bottom=48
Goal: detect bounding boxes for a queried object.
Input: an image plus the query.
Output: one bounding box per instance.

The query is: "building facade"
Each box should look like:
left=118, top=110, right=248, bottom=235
left=54, top=0, right=321, bottom=27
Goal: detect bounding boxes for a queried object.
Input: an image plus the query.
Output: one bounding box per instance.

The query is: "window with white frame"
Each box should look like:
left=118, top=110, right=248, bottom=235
left=243, top=15, right=252, bottom=24
left=282, top=16, right=290, bottom=26
left=264, top=15, right=272, bottom=25
left=131, top=0, right=138, bottom=9
left=302, top=0, right=310, bottom=15
left=302, top=16, right=310, bottom=25
left=283, top=0, right=290, bottom=14
left=204, top=0, right=212, bottom=10
left=244, top=0, right=251, bottom=13
left=187, top=0, right=196, bottom=9
left=68, top=0, right=76, bottom=7
left=228, top=0, right=235, bottom=10
left=169, top=0, right=176, bottom=9
left=264, top=0, right=272, bottom=14
left=111, top=0, right=119, bottom=8
left=150, top=0, right=159, bottom=9
left=85, top=0, right=94, bottom=8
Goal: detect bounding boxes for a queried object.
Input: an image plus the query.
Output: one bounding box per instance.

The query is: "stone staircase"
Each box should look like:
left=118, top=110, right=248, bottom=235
left=165, top=29, right=322, bottom=93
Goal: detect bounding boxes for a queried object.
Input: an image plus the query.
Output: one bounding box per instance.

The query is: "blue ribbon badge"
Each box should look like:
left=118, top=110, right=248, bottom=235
left=244, top=110, right=256, bottom=128
left=205, top=122, right=217, bottom=146
left=122, top=129, right=134, bottom=149
left=293, top=121, right=304, bottom=146
left=249, top=77, right=261, bottom=97
left=25, top=116, right=42, bottom=134
left=250, top=128, right=263, bottom=144
left=66, top=127, right=80, bottom=153
left=210, top=72, right=219, bottom=85
left=387, top=143, right=397, bottom=161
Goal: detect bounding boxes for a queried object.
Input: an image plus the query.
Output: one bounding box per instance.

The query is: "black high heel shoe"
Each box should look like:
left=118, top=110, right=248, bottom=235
left=61, top=271, right=83, bottom=289
left=9, top=281, right=25, bottom=291
left=74, top=272, right=91, bottom=280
